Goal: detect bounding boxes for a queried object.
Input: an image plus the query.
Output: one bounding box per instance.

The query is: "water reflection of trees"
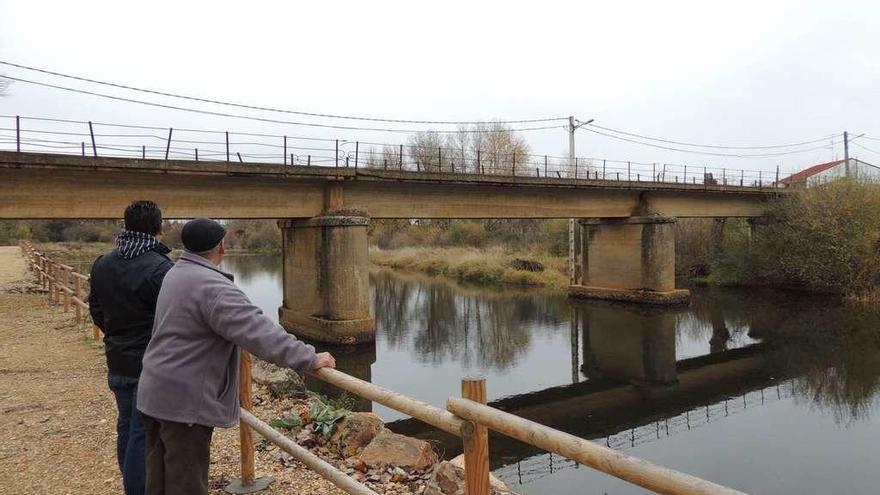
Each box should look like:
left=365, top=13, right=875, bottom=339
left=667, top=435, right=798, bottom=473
left=680, top=287, right=880, bottom=423
left=371, top=271, right=569, bottom=370
left=761, top=306, right=880, bottom=424
left=675, top=287, right=764, bottom=353
left=220, top=255, right=282, bottom=285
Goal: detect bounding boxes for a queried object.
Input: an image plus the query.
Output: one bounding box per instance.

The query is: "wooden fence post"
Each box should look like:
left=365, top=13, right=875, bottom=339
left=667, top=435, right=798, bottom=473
left=74, top=276, right=83, bottom=321
left=240, top=351, right=255, bottom=485
left=49, top=263, right=56, bottom=304
left=53, top=264, right=59, bottom=306
left=63, top=267, right=70, bottom=313
left=227, top=350, right=272, bottom=493
left=461, top=376, right=490, bottom=495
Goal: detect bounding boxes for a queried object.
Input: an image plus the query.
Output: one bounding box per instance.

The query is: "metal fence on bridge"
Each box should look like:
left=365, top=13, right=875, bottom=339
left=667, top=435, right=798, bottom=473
left=1, top=115, right=784, bottom=188
left=496, top=381, right=795, bottom=486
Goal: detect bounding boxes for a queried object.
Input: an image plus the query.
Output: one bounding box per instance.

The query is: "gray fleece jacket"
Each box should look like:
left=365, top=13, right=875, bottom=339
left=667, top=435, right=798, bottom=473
left=137, top=251, right=317, bottom=427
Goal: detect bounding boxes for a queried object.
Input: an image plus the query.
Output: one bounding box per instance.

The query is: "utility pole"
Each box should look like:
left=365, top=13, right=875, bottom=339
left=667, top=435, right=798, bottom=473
left=567, top=116, right=595, bottom=175
left=568, top=116, right=577, bottom=286
left=844, top=131, right=850, bottom=177
left=567, top=116, right=594, bottom=287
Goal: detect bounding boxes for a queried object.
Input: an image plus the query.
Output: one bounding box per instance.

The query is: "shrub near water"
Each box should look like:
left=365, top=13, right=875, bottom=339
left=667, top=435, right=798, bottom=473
left=370, top=246, right=568, bottom=288
left=751, top=180, right=880, bottom=298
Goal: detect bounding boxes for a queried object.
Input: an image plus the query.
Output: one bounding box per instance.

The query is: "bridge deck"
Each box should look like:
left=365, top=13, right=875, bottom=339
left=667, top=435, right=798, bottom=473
left=0, top=151, right=779, bottom=219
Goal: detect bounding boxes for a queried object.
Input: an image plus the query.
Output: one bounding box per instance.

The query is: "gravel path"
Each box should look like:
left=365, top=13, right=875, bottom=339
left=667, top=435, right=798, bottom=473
left=0, top=246, right=344, bottom=495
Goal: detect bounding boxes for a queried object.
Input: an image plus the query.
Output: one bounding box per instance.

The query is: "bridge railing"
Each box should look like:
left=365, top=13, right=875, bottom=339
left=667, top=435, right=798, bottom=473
left=2, top=115, right=786, bottom=188
left=16, top=242, right=748, bottom=495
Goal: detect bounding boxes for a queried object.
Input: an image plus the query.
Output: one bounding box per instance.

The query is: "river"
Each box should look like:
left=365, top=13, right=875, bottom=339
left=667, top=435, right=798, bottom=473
left=221, top=254, right=880, bottom=495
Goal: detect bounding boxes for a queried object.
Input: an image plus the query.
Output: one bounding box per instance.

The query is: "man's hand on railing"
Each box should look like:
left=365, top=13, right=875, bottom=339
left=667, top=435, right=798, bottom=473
left=313, top=352, right=336, bottom=370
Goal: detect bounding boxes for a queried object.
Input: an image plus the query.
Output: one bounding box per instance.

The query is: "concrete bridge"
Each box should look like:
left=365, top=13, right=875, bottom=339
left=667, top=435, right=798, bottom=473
left=0, top=151, right=780, bottom=343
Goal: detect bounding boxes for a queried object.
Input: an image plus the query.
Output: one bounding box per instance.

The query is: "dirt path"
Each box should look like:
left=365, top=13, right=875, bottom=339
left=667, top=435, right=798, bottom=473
left=0, top=246, right=27, bottom=286
left=0, top=246, right=343, bottom=495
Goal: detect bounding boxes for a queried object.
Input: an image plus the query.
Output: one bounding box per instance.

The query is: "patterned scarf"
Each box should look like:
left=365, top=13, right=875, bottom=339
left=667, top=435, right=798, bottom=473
left=116, top=230, right=163, bottom=260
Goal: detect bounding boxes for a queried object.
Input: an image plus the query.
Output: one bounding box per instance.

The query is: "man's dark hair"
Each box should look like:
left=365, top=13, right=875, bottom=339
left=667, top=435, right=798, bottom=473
left=124, top=200, right=163, bottom=236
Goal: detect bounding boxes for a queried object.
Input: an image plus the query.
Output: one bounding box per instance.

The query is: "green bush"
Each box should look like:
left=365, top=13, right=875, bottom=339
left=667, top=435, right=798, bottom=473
left=750, top=180, right=880, bottom=296
left=444, top=222, right=488, bottom=247
left=225, top=220, right=281, bottom=252
left=539, top=219, right=569, bottom=256
left=675, top=218, right=713, bottom=278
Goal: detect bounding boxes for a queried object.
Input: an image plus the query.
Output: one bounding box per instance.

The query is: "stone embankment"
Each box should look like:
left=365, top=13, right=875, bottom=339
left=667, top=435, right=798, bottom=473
left=252, top=362, right=516, bottom=494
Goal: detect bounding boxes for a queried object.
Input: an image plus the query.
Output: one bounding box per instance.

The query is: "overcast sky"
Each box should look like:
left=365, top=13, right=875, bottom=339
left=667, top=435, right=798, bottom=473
left=1, top=0, right=878, bottom=176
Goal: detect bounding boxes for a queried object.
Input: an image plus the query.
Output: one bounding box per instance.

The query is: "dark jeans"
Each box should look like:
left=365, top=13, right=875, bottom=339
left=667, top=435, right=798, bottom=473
left=108, top=373, right=146, bottom=495
left=142, top=414, right=214, bottom=495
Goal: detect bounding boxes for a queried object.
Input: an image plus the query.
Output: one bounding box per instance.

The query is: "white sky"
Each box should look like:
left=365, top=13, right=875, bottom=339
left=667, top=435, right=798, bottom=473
left=1, top=0, right=879, bottom=176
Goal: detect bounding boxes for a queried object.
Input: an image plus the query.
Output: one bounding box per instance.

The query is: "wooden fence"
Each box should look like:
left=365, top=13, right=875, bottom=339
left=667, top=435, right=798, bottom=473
left=19, top=241, right=102, bottom=340
left=16, top=241, right=747, bottom=495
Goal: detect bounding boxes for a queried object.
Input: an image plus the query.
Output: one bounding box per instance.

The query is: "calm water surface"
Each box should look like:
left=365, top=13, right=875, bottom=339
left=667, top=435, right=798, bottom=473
left=221, top=254, right=880, bottom=495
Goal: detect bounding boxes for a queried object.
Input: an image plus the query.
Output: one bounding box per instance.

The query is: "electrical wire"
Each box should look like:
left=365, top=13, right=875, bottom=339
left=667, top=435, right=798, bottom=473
left=0, top=60, right=566, bottom=126
left=852, top=142, right=880, bottom=154
left=581, top=121, right=839, bottom=150
left=2, top=75, right=564, bottom=134
left=579, top=126, right=837, bottom=158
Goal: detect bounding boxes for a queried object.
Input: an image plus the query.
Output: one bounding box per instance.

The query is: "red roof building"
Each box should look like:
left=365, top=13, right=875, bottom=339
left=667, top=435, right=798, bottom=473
left=780, top=159, right=879, bottom=186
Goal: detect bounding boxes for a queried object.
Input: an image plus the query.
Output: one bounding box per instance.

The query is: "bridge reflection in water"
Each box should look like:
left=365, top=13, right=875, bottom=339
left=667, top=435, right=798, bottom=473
left=495, top=380, right=795, bottom=486
left=384, top=297, right=770, bottom=465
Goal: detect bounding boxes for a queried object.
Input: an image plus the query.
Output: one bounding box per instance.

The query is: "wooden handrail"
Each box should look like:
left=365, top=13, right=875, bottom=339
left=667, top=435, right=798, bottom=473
left=447, top=397, right=748, bottom=495
left=311, top=367, right=466, bottom=437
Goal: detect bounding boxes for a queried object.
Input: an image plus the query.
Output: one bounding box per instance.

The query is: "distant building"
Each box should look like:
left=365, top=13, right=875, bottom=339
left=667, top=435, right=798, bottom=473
left=780, top=158, right=880, bottom=187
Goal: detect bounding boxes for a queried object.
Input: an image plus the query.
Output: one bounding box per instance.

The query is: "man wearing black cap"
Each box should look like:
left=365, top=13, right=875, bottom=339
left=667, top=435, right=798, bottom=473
left=89, top=200, right=173, bottom=495
left=137, top=218, right=335, bottom=495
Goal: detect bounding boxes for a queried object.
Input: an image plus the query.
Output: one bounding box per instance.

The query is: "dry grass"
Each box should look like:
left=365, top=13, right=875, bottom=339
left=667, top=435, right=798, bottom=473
left=370, top=246, right=568, bottom=289
left=846, top=286, right=880, bottom=304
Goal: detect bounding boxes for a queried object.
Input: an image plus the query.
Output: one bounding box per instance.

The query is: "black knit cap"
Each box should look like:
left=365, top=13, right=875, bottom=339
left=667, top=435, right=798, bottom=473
left=181, top=218, right=226, bottom=253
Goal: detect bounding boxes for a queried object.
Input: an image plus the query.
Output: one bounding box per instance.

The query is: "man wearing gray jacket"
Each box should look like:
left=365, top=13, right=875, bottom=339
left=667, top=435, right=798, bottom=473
left=137, top=218, right=335, bottom=495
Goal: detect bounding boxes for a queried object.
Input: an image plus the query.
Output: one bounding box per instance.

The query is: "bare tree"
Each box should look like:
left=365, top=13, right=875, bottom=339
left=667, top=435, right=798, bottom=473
left=470, top=121, right=531, bottom=175
left=364, top=144, right=400, bottom=169
left=407, top=131, right=446, bottom=172
left=445, top=124, right=473, bottom=172
left=406, top=121, right=531, bottom=175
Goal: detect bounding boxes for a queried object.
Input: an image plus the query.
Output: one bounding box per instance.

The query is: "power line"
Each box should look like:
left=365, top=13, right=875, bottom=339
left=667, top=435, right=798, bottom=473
left=579, top=126, right=838, bottom=158
left=851, top=142, right=880, bottom=155
left=581, top=121, right=838, bottom=150
left=0, top=60, right=566, bottom=126
left=5, top=114, right=574, bottom=160
left=1, top=75, right=563, bottom=134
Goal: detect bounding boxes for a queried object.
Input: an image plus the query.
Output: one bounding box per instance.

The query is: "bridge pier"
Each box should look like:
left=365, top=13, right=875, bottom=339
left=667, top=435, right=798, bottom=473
left=579, top=303, right=678, bottom=384
left=278, top=214, right=376, bottom=344
left=568, top=216, right=690, bottom=305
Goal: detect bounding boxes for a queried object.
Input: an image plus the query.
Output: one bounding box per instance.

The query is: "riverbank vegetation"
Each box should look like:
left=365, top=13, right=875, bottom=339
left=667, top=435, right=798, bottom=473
left=371, top=246, right=568, bottom=288
left=678, top=180, right=880, bottom=301
left=368, top=219, right=569, bottom=288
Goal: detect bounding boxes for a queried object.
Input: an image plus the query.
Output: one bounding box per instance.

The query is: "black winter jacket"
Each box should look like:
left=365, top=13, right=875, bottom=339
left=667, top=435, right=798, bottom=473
left=89, top=245, right=173, bottom=377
